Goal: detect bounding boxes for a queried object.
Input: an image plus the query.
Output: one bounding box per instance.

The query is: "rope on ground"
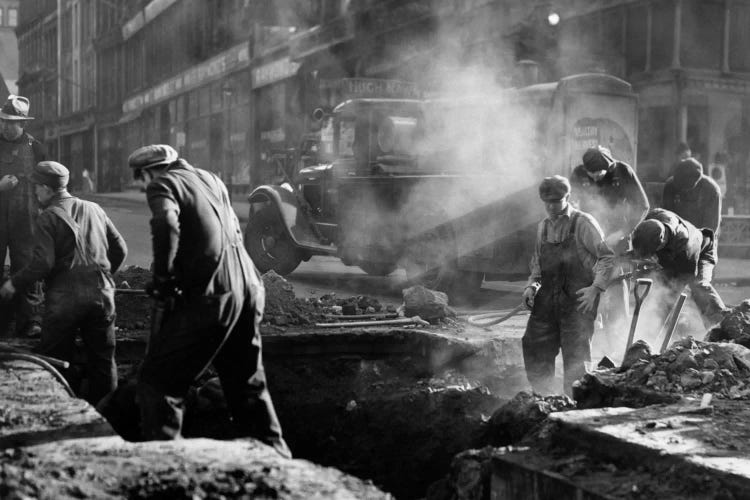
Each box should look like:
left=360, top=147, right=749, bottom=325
left=464, top=303, right=527, bottom=327
left=0, top=352, right=76, bottom=397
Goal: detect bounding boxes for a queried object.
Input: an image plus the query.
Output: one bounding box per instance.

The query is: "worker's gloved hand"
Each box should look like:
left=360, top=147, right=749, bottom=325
left=576, top=285, right=601, bottom=315
left=522, top=284, right=539, bottom=310
left=0, top=279, right=16, bottom=301
left=0, top=175, right=18, bottom=192
left=146, top=275, right=181, bottom=300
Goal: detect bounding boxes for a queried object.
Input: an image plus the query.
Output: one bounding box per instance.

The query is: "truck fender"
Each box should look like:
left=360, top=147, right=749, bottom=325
left=247, top=185, right=301, bottom=245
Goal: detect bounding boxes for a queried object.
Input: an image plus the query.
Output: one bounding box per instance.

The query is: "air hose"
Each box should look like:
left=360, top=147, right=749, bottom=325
left=0, top=352, right=76, bottom=397
left=465, top=303, right=527, bottom=327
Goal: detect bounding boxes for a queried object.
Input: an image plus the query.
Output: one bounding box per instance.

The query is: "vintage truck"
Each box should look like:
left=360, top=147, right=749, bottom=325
left=244, top=73, right=638, bottom=298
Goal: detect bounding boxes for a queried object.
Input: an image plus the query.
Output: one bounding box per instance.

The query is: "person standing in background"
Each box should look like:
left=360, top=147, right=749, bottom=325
left=662, top=157, right=721, bottom=234
left=0, top=95, right=46, bottom=338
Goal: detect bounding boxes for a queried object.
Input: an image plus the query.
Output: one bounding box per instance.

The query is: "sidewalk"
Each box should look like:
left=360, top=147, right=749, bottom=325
left=84, top=190, right=750, bottom=284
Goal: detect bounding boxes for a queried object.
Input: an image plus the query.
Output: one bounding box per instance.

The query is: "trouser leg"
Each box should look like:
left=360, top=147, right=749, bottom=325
left=560, top=309, right=595, bottom=396
left=693, top=261, right=727, bottom=326
left=79, top=288, right=118, bottom=406
left=212, top=293, right=288, bottom=456
left=522, top=313, right=560, bottom=395
left=8, top=196, right=43, bottom=333
left=36, top=290, right=82, bottom=393
left=136, top=304, right=223, bottom=440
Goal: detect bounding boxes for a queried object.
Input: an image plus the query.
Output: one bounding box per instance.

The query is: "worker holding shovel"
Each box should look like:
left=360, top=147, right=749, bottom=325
left=522, top=176, right=615, bottom=396
left=630, top=208, right=730, bottom=333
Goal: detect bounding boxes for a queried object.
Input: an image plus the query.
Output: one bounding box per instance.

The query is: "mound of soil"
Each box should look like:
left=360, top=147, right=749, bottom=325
left=575, top=337, right=750, bottom=408
left=261, top=270, right=391, bottom=326
left=484, top=391, right=576, bottom=446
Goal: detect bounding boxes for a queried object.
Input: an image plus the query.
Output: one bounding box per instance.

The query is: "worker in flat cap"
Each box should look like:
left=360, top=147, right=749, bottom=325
left=124, top=144, right=289, bottom=457
left=0, top=95, right=47, bottom=338
left=0, top=161, right=127, bottom=405
left=522, top=175, right=615, bottom=395
left=630, top=208, right=728, bottom=331
left=569, top=145, right=649, bottom=357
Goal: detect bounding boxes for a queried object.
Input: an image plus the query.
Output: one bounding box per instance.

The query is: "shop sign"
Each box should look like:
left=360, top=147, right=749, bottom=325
left=252, top=57, right=301, bottom=89
left=321, top=78, right=420, bottom=100
left=123, top=43, right=250, bottom=114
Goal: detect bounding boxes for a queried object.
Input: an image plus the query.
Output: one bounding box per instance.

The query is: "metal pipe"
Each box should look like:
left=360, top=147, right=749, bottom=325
left=659, top=292, right=688, bottom=353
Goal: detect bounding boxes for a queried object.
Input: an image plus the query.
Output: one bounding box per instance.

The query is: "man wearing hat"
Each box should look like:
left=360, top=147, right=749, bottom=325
left=0, top=95, right=47, bottom=337
left=0, top=161, right=127, bottom=405
left=569, top=145, right=649, bottom=354
left=521, top=175, right=615, bottom=395
left=127, top=144, right=289, bottom=457
left=631, top=208, right=727, bottom=328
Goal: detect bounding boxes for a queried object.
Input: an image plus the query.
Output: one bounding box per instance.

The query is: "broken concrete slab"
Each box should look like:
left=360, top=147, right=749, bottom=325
left=548, top=401, right=750, bottom=497
left=0, top=359, right=115, bottom=449
left=1, top=436, right=392, bottom=499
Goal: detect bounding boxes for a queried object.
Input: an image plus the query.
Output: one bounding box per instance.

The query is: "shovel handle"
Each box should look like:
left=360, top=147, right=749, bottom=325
left=633, top=278, right=652, bottom=306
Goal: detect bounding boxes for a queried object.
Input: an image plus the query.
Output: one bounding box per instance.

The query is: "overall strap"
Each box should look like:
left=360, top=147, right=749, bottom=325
left=47, top=205, right=95, bottom=267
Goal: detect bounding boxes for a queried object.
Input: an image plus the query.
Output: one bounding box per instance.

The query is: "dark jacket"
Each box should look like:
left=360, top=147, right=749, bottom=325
left=569, top=161, right=649, bottom=237
left=12, top=192, right=127, bottom=289
left=645, top=208, right=714, bottom=278
left=146, top=159, right=259, bottom=296
left=662, top=158, right=721, bottom=232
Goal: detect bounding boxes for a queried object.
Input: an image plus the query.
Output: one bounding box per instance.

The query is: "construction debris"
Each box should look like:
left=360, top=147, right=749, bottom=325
left=575, top=337, right=750, bottom=409
left=483, top=391, right=576, bottom=446
left=402, top=285, right=456, bottom=323
left=705, top=299, right=750, bottom=348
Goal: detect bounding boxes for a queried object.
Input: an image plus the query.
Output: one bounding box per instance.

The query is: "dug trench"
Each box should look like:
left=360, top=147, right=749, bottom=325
left=6, top=266, right=750, bottom=498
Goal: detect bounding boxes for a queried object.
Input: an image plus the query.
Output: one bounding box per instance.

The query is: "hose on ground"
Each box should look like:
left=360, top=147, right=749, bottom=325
left=465, top=303, right=527, bottom=327
left=0, top=352, right=76, bottom=397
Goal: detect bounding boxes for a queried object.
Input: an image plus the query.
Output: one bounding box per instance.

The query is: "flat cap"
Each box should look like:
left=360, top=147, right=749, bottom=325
left=31, top=161, right=69, bottom=189
left=128, top=144, right=178, bottom=170
left=582, top=145, right=615, bottom=173
left=632, top=219, right=666, bottom=257
left=538, top=175, right=571, bottom=201
left=0, top=95, right=33, bottom=121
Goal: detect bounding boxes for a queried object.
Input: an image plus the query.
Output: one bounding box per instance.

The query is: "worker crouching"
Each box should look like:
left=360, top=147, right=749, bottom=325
left=522, top=175, right=615, bottom=395
left=0, top=161, right=128, bottom=405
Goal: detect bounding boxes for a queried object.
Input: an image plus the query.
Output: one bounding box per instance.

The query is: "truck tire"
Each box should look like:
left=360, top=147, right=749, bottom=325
left=244, top=206, right=302, bottom=275
left=358, top=262, right=397, bottom=276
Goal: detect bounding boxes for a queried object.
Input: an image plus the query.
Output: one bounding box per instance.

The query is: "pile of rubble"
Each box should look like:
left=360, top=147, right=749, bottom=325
left=574, top=337, right=750, bottom=408
left=261, top=270, right=393, bottom=326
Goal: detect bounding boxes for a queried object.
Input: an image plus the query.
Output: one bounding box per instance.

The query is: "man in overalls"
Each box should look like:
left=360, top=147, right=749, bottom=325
left=128, top=144, right=290, bottom=458
left=0, top=161, right=127, bottom=405
left=0, top=95, right=46, bottom=337
left=522, top=175, right=615, bottom=395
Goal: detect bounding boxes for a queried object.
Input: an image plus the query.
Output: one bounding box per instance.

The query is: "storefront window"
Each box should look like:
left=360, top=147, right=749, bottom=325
left=638, top=106, right=672, bottom=183
left=729, top=3, right=750, bottom=72
left=625, top=5, right=647, bottom=75
left=650, top=1, right=675, bottom=70
left=681, top=0, right=723, bottom=70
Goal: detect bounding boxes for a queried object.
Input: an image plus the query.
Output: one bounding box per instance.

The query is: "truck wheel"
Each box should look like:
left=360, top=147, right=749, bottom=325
left=358, top=262, right=397, bottom=276
left=245, top=207, right=302, bottom=275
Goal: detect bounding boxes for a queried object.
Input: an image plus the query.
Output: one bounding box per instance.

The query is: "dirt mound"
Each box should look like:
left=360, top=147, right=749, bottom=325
left=706, top=299, right=750, bottom=348
left=575, top=337, right=750, bottom=408
left=484, top=391, right=576, bottom=446
left=261, top=270, right=392, bottom=326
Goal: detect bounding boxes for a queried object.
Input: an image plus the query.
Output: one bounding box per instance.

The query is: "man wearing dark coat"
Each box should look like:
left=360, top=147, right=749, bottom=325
left=128, top=144, right=290, bottom=458
left=0, top=161, right=127, bottom=405
left=662, top=157, right=722, bottom=233
left=0, top=95, right=46, bottom=337
left=631, top=208, right=728, bottom=328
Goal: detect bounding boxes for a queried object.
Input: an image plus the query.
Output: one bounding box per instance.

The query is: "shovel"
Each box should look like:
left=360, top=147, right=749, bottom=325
left=659, top=291, right=688, bottom=353
left=623, top=278, right=653, bottom=356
